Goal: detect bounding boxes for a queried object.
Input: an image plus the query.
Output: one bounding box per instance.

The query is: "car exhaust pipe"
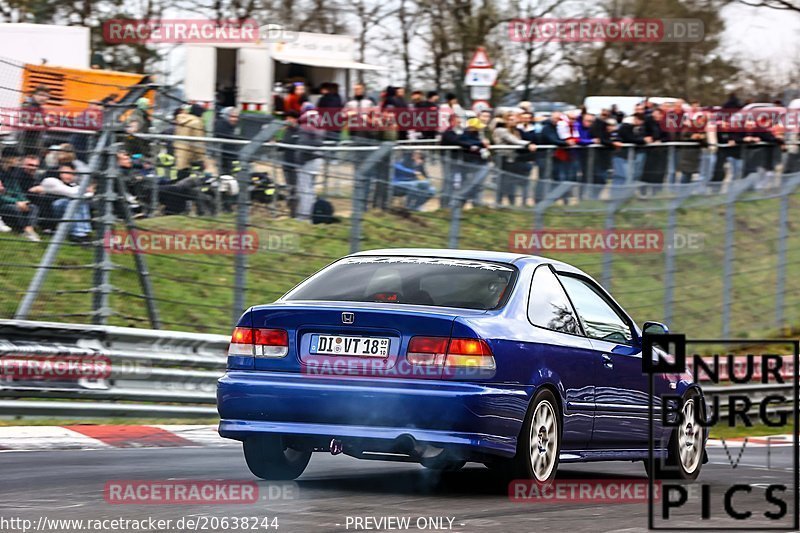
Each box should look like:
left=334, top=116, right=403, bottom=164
left=330, top=438, right=343, bottom=455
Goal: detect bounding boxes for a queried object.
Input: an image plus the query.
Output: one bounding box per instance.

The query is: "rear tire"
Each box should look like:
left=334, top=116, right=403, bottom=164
left=506, top=388, right=561, bottom=484
left=243, top=436, right=311, bottom=480
left=645, top=390, right=704, bottom=481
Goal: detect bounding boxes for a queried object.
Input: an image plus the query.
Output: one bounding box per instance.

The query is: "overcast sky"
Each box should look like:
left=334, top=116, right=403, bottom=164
left=721, top=2, right=800, bottom=69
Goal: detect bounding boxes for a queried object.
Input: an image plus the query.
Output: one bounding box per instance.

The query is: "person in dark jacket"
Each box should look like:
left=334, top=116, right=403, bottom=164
left=0, top=154, right=42, bottom=241
left=414, top=91, right=440, bottom=140
left=587, top=117, right=623, bottom=197
left=613, top=114, right=648, bottom=185
left=538, top=112, right=574, bottom=184
left=439, top=113, right=467, bottom=208
left=213, top=107, right=240, bottom=174
left=17, top=85, right=51, bottom=156
left=293, top=111, right=325, bottom=221
left=641, top=107, right=670, bottom=185
left=280, top=111, right=302, bottom=217
left=458, top=118, right=491, bottom=207
left=382, top=87, right=409, bottom=141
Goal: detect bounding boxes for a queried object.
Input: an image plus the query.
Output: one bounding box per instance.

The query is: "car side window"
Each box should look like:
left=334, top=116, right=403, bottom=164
left=528, top=265, right=581, bottom=335
left=558, top=275, right=633, bottom=345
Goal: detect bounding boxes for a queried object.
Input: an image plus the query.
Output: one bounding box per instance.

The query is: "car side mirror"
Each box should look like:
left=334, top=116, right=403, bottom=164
left=643, top=321, right=669, bottom=336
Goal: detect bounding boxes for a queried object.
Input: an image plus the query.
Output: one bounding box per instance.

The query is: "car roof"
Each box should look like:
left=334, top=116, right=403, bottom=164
left=349, top=248, right=586, bottom=275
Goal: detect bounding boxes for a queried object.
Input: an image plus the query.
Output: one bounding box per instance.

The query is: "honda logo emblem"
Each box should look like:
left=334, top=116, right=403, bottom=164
left=341, top=312, right=354, bottom=324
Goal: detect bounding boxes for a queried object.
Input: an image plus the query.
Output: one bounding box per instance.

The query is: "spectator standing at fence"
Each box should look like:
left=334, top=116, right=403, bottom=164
left=346, top=83, right=375, bottom=114
left=539, top=111, right=575, bottom=183
left=458, top=118, right=492, bottom=207
left=613, top=113, right=648, bottom=185
left=174, top=104, right=207, bottom=179
left=413, top=91, right=439, bottom=140
left=17, top=85, right=52, bottom=156
left=284, top=83, right=307, bottom=115
left=493, top=112, right=535, bottom=206
left=294, top=111, right=325, bottom=221
left=575, top=112, right=597, bottom=186
left=641, top=107, right=670, bottom=190
left=610, top=105, right=624, bottom=124
left=714, top=117, right=745, bottom=183
left=71, top=99, right=105, bottom=162
left=382, top=87, right=409, bottom=141
left=587, top=117, right=623, bottom=198
left=317, top=82, right=344, bottom=140
left=439, top=113, right=466, bottom=208
left=127, top=97, right=152, bottom=133
left=440, top=93, right=466, bottom=127
left=214, top=107, right=241, bottom=175
left=280, top=111, right=302, bottom=217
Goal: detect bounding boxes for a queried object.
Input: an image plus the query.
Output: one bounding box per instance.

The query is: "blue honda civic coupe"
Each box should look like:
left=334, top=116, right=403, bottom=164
left=217, top=249, right=706, bottom=484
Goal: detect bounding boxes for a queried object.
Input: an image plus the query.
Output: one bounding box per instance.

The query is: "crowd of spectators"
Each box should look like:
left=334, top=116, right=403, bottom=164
left=1, top=81, right=795, bottom=242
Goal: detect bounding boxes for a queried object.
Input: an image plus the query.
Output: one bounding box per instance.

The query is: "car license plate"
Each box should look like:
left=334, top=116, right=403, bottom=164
left=310, top=335, right=390, bottom=357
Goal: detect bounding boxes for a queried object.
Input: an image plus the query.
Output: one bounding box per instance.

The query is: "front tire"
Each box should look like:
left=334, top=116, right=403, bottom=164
left=646, top=391, right=704, bottom=481
left=507, top=389, right=561, bottom=484
left=243, top=436, right=311, bottom=480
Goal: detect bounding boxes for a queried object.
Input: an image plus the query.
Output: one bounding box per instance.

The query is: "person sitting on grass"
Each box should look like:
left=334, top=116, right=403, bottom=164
left=40, top=163, right=94, bottom=243
left=0, top=171, right=40, bottom=242
left=392, top=151, right=436, bottom=211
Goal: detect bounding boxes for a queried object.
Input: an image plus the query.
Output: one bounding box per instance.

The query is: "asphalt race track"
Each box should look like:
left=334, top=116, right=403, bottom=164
left=0, top=442, right=796, bottom=533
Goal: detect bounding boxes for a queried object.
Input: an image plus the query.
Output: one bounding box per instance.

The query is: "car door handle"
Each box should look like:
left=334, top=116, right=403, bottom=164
left=602, top=354, right=613, bottom=369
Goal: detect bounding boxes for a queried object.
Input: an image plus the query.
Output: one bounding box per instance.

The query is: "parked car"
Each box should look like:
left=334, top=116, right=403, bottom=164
left=217, top=249, right=707, bottom=484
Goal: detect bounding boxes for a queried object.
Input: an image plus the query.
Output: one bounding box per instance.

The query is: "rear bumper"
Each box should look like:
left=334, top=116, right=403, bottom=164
left=217, top=371, right=531, bottom=458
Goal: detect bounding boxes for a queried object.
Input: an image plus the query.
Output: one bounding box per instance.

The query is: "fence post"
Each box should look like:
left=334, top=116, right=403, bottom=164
left=663, top=186, right=694, bottom=327
left=440, top=149, right=453, bottom=210
left=349, top=142, right=393, bottom=254
left=14, top=85, right=151, bottom=320
left=775, top=174, right=800, bottom=330
left=721, top=174, right=759, bottom=337
left=625, top=146, right=635, bottom=183
left=601, top=187, right=637, bottom=290
left=584, top=145, right=595, bottom=200
left=231, top=122, right=283, bottom=326
left=92, top=152, right=116, bottom=325
left=448, top=190, right=462, bottom=249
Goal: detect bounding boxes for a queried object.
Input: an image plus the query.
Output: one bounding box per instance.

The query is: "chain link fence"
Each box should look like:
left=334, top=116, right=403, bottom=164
left=0, top=58, right=798, bottom=339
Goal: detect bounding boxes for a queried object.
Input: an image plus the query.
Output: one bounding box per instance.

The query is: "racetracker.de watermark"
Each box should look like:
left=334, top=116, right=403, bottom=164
left=660, top=108, right=800, bottom=133
left=105, top=230, right=261, bottom=255
left=301, top=357, right=495, bottom=379
left=0, top=107, right=102, bottom=131
left=103, top=19, right=297, bottom=44
left=104, top=480, right=297, bottom=504
left=509, top=479, right=660, bottom=503
left=508, top=18, right=704, bottom=43
left=509, top=229, right=704, bottom=254
left=0, top=355, right=111, bottom=380
left=307, top=108, right=446, bottom=131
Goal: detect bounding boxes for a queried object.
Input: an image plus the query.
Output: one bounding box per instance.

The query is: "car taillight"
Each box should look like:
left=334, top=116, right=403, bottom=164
left=407, top=336, right=449, bottom=365
left=445, top=338, right=495, bottom=369
left=228, top=327, right=254, bottom=356
left=228, top=327, right=288, bottom=358
left=254, top=328, right=289, bottom=357
left=406, top=336, right=495, bottom=370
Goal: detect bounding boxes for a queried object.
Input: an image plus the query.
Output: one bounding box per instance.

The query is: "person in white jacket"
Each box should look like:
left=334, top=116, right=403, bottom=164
left=41, top=163, right=94, bottom=242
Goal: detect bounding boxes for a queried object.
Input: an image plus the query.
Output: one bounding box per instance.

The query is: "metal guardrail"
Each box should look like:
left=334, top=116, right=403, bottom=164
left=0, top=320, right=794, bottom=419
left=0, top=319, right=226, bottom=417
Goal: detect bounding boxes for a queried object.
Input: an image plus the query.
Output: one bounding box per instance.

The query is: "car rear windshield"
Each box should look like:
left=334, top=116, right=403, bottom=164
left=284, top=256, right=517, bottom=310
